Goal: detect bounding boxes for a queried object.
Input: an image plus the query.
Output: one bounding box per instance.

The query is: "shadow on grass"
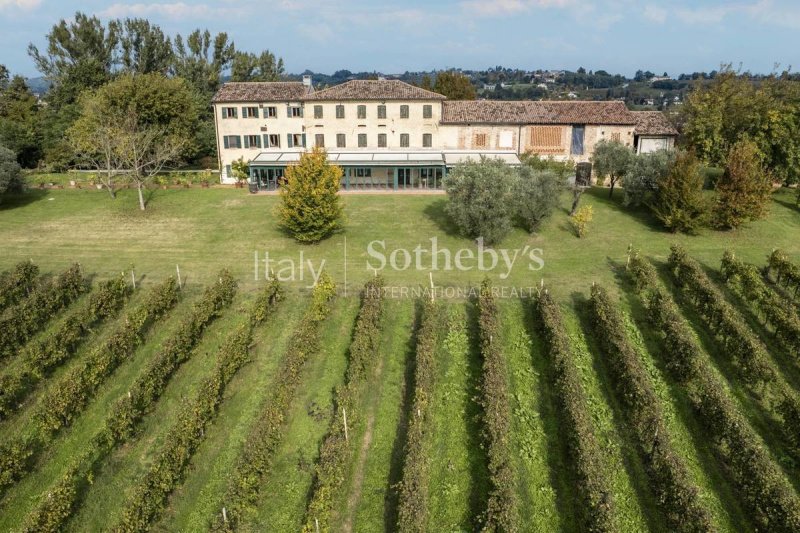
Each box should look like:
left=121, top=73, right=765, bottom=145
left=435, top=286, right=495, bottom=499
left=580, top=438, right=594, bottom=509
left=0, top=189, right=50, bottom=210
left=570, top=290, right=668, bottom=533
left=519, top=296, right=577, bottom=532
left=382, top=298, right=422, bottom=531
left=773, top=192, right=799, bottom=214
left=422, top=198, right=462, bottom=238
left=463, top=298, right=490, bottom=530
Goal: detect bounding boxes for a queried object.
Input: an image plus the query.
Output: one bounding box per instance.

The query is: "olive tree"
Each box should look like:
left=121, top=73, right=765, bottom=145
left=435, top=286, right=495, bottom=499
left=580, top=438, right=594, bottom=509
left=592, top=140, right=634, bottom=198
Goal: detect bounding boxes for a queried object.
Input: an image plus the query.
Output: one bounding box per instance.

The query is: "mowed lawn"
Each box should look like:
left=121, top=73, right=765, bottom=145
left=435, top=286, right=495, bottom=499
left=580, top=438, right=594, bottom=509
left=1, top=186, right=798, bottom=298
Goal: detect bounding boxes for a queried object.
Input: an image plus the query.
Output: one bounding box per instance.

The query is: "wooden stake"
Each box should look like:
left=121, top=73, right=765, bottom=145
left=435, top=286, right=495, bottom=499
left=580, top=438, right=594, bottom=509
left=315, top=517, right=320, bottom=533
left=342, top=408, right=349, bottom=442
left=222, top=507, right=227, bottom=523
left=429, top=272, right=435, bottom=302
left=131, top=270, right=136, bottom=289
left=176, top=264, right=182, bottom=289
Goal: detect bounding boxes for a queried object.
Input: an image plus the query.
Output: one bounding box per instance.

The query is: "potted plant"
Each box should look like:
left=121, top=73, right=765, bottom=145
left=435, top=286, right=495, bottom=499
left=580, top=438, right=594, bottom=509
left=231, top=157, right=250, bottom=189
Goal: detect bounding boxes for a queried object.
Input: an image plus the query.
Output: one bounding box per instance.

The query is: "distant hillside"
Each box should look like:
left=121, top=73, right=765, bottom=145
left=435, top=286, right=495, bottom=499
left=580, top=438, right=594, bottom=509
left=24, top=76, right=50, bottom=95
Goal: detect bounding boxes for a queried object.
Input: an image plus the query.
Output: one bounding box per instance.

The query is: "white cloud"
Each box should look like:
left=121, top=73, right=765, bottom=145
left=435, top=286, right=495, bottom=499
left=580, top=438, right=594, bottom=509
left=642, top=5, right=667, bottom=23
left=0, top=0, right=41, bottom=10
left=97, top=2, right=214, bottom=19
left=460, top=0, right=577, bottom=17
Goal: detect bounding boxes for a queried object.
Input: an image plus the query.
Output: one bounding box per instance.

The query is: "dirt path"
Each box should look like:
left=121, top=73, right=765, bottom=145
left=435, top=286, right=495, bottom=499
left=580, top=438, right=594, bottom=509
left=341, top=356, right=385, bottom=533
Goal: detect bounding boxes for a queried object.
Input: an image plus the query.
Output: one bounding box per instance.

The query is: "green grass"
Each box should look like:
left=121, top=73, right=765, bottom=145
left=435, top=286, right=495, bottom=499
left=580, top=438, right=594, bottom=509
left=247, top=296, right=360, bottom=531
left=426, top=303, right=488, bottom=531
left=155, top=294, right=307, bottom=531
left=1, top=187, right=797, bottom=300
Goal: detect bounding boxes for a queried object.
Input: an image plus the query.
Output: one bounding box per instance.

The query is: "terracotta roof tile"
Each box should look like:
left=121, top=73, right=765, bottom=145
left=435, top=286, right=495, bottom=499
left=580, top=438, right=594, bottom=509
left=632, top=111, right=678, bottom=136
left=441, top=100, right=636, bottom=125
left=212, top=82, right=312, bottom=103
left=304, top=79, right=446, bottom=101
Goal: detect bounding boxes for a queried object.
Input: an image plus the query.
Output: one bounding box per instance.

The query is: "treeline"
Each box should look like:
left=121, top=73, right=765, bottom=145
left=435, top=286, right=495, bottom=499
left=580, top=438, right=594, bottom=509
left=0, top=12, right=284, bottom=171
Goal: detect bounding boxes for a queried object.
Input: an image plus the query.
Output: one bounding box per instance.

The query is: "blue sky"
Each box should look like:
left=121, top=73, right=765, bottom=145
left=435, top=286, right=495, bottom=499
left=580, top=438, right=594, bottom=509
left=1, top=0, right=798, bottom=77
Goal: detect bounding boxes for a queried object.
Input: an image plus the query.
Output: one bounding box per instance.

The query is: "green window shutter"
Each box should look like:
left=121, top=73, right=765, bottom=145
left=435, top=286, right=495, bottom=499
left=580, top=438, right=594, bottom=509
left=253, top=108, right=259, bottom=118
left=287, top=134, right=293, bottom=148
left=256, top=136, right=262, bottom=148
left=235, top=136, right=242, bottom=148
left=300, top=107, right=304, bottom=118
left=263, top=134, right=270, bottom=148
left=233, top=108, right=237, bottom=119
left=221, top=107, right=227, bottom=119
left=241, top=107, right=247, bottom=118
left=223, top=136, right=229, bottom=149
left=244, top=136, right=250, bottom=148
left=287, top=106, right=292, bottom=118
left=301, top=133, right=306, bottom=147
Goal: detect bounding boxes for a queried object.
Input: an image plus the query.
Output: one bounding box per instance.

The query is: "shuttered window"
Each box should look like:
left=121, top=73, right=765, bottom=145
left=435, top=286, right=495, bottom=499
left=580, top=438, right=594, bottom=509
left=244, top=135, right=261, bottom=148
left=474, top=133, right=487, bottom=148
left=264, top=106, right=277, bottom=118
left=242, top=107, right=259, bottom=118
left=378, top=133, right=387, bottom=147
left=223, top=135, right=241, bottom=149
left=377, top=105, right=386, bottom=119
left=337, top=134, right=346, bottom=147
left=358, top=133, right=367, bottom=147
left=423, top=105, right=432, bottom=119
left=610, top=132, right=621, bottom=142
left=222, top=107, right=237, bottom=119
left=357, top=105, right=366, bottom=119
left=423, top=133, right=432, bottom=147
left=315, top=134, right=325, bottom=147
left=400, top=133, right=409, bottom=147
left=314, top=105, right=323, bottom=119
left=400, top=105, right=409, bottom=119
left=527, top=126, right=564, bottom=153
left=336, top=105, right=345, bottom=119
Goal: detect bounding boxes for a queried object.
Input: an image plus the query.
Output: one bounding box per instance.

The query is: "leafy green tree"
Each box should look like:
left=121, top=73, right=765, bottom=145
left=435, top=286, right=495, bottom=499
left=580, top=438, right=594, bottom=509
left=0, top=65, right=8, bottom=90
left=278, top=148, right=344, bottom=243
left=444, top=158, right=516, bottom=245
left=433, top=71, right=476, bottom=100
left=591, top=140, right=633, bottom=198
left=514, top=166, right=564, bottom=232
left=623, top=149, right=675, bottom=207
left=650, top=150, right=709, bottom=233
left=714, top=138, right=773, bottom=229
left=230, top=50, right=284, bottom=82
left=0, top=76, right=41, bottom=167
left=118, top=18, right=173, bottom=75
left=231, top=157, right=249, bottom=184
left=171, top=29, right=234, bottom=96
left=28, top=12, right=118, bottom=108
left=0, top=145, right=24, bottom=202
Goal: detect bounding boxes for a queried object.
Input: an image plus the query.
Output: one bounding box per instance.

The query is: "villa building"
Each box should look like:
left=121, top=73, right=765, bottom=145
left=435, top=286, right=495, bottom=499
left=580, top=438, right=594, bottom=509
left=212, top=77, right=676, bottom=190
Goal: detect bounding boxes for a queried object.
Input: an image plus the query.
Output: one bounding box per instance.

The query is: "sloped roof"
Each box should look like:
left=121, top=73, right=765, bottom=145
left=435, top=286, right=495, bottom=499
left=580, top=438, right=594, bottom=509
left=212, top=82, right=313, bottom=103
left=441, top=100, right=636, bottom=125
left=304, top=79, right=446, bottom=101
left=633, top=111, right=678, bottom=136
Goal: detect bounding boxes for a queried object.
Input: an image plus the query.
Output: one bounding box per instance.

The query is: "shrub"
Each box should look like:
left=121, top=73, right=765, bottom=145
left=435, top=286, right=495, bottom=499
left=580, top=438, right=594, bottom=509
left=477, top=279, right=519, bottom=531
left=396, top=299, right=442, bottom=533
left=622, top=149, right=674, bottom=207
left=0, top=260, right=39, bottom=312
left=766, top=249, right=800, bottom=297
left=569, top=205, right=593, bottom=238
left=514, top=167, right=564, bottom=232
left=277, top=148, right=343, bottom=243
left=444, top=158, right=517, bottom=245
left=714, top=138, right=773, bottom=229
left=588, top=285, right=714, bottom=532
left=537, top=291, right=615, bottom=531
left=212, top=273, right=335, bottom=531
left=650, top=151, right=709, bottom=234
left=627, top=251, right=800, bottom=531
left=0, top=144, right=24, bottom=202
left=302, top=277, right=384, bottom=532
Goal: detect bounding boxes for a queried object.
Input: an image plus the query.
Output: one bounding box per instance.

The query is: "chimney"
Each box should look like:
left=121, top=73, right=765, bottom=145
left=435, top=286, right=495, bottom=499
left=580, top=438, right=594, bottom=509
left=302, top=75, right=312, bottom=87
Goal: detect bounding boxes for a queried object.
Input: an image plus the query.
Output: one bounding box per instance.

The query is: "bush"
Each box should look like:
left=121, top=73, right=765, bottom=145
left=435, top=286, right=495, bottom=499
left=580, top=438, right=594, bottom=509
left=514, top=167, right=564, bottom=232
left=588, top=284, right=714, bottom=532
left=650, top=151, right=709, bottom=234
left=569, top=205, right=593, bottom=238
left=278, top=148, right=343, bottom=243
left=537, top=291, right=615, bottom=531
left=477, top=279, right=519, bottom=531
left=0, top=144, right=24, bottom=201
left=396, top=299, right=442, bottom=533
left=0, top=260, right=39, bottom=312
left=623, top=149, right=675, bottom=207
left=714, top=138, right=773, bottom=229
left=766, top=249, right=800, bottom=297
left=302, top=277, right=384, bottom=532
left=444, top=158, right=517, bottom=245
left=627, top=250, right=800, bottom=531
left=212, top=273, right=335, bottom=531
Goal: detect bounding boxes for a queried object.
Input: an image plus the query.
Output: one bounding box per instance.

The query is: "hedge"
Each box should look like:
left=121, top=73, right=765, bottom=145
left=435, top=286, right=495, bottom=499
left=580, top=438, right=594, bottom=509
left=667, top=245, right=774, bottom=385
left=0, top=263, right=86, bottom=359
left=302, top=276, right=384, bottom=532
left=537, top=291, right=616, bottom=532
left=212, top=273, right=336, bottom=531
left=396, top=298, right=442, bottom=533
left=588, top=284, right=714, bottom=532
left=628, top=250, right=800, bottom=531
left=0, top=260, right=39, bottom=312
left=0, top=275, right=130, bottom=420
left=477, top=278, right=519, bottom=532
left=721, top=250, right=800, bottom=359
left=111, top=280, right=282, bottom=532
left=21, top=278, right=279, bottom=533
left=0, top=277, right=178, bottom=496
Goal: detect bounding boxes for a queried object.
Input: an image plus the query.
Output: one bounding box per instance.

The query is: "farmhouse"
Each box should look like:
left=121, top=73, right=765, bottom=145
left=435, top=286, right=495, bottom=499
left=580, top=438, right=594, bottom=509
left=632, top=111, right=678, bottom=154
left=212, top=77, right=676, bottom=190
